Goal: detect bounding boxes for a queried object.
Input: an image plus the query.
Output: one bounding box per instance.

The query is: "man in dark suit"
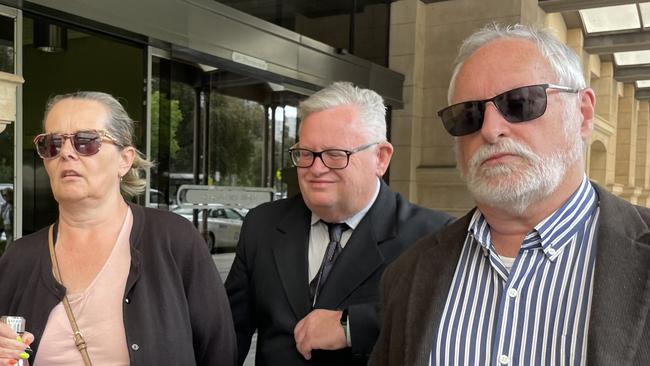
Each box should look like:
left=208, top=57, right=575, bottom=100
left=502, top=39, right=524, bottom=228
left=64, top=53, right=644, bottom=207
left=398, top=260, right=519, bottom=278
left=225, top=81, right=453, bottom=366
left=370, top=24, right=650, bottom=366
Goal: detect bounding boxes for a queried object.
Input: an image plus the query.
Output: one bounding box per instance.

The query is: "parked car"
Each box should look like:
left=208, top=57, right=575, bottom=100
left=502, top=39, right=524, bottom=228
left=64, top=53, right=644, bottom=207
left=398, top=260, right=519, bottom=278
left=148, top=188, right=169, bottom=210
left=171, top=206, right=245, bottom=253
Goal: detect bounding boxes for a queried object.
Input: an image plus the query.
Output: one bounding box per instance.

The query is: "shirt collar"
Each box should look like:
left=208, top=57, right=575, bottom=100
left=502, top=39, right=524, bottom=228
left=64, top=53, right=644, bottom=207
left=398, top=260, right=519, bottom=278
left=311, top=177, right=381, bottom=229
left=468, top=175, right=598, bottom=259
left=533, top=175, right=598, bottom=256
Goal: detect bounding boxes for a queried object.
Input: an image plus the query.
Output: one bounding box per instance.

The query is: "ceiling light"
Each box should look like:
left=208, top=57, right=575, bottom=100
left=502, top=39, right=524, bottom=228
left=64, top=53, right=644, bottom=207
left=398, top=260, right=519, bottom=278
left=34, top=21, right=67, bottom=53
left=580, top=4, right=640, bottom=33
left=614, top=50, right=650, bottom=66
left=636, top=80, right=650, bottom=88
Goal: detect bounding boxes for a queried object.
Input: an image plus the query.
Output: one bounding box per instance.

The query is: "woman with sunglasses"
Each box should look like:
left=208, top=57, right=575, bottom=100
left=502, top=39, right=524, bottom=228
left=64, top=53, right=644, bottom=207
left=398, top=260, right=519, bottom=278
left=0, top=92, right=236, bottom=366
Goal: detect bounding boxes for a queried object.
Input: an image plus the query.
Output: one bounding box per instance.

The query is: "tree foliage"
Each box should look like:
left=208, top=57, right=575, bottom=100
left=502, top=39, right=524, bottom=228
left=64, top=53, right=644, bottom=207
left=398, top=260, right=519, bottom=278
left=210, top=94, right=264, bottom=186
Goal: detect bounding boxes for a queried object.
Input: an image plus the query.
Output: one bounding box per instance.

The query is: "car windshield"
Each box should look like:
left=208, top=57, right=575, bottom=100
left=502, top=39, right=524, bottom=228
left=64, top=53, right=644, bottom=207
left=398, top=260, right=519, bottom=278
left=172, top=207, right=195, bottom=215
left=172, top=206, right=244, bottom=221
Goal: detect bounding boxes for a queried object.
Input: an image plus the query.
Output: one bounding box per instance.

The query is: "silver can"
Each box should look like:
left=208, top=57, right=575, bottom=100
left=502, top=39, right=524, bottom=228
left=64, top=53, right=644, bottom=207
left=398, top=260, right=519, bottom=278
left=0, top=316, right=29, bottom=365
left=0, top=316, right=25, bottom=334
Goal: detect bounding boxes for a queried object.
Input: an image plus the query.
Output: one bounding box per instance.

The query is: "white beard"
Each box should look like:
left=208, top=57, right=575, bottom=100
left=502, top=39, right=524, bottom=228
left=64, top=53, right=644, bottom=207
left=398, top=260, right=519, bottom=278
left=458, top=128, right=583, bottom=216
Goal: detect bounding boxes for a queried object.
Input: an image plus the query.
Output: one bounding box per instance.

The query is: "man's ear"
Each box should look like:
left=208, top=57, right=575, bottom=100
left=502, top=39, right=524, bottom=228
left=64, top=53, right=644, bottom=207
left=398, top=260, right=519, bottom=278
left=376, top=141, right=394, bottom=177
left=579, top=88, right=596, bottom=141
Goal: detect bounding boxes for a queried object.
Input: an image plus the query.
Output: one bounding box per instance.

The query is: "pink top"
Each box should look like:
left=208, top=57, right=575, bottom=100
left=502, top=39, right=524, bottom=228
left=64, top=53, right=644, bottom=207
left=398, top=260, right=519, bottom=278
left=35, top=208, right=133, bottom=366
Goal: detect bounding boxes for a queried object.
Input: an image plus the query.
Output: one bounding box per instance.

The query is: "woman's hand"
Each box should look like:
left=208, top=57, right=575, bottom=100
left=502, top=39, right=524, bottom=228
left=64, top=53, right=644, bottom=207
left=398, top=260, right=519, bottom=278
left=0, top=323, right=33, bottom=366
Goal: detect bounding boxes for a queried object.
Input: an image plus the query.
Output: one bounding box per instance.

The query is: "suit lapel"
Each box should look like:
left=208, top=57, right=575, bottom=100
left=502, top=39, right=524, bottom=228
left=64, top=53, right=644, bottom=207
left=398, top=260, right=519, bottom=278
left=404, top=213, right=470, bottom=366
left=271, top=197, right=313, bottom=319
left=315, top=182, right=395, bottom=308
left=588, top=185, right=650, bottom=365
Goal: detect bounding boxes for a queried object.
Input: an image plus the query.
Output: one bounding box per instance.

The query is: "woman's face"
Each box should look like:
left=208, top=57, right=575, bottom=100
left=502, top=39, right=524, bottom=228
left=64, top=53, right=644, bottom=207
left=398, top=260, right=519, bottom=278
left=42, top=98, right=135, bottom=206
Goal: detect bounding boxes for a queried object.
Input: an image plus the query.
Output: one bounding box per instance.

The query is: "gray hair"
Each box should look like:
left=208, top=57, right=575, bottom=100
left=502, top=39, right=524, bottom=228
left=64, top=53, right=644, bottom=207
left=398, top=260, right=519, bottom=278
left=448, top=23, right=586, bottom=103
left=44, top=91, right=153, bottom=197
left=298, top=81, right=387, bottom=142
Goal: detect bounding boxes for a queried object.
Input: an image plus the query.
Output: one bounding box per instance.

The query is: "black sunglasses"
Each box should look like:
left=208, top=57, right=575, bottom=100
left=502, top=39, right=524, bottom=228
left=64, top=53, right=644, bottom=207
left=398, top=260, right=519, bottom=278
left=437, top=83, right=579, bottom=137
left=33, top=129, right=121, bottom=159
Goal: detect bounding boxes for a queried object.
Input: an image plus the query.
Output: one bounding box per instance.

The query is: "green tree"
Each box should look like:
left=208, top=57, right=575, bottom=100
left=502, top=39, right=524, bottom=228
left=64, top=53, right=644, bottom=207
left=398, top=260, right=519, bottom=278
left=171, top=82, right=197, bottom=174
left=150, top=90, right=183, bottom=160
left=209, top=94, right=264, bottom=186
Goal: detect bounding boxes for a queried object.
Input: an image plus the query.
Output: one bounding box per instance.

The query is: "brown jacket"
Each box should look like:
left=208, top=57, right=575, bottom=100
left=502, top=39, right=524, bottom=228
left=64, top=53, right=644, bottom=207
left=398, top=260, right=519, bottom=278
left=370, top=184, right=650, bottom=366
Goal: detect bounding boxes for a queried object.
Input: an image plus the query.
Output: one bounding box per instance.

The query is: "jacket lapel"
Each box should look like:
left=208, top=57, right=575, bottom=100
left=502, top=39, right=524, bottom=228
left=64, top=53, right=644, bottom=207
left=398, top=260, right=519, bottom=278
left=315, top=181, right=394, bottom=308
left=404, top=212, right=471, bottom=366
left=271, top=197, right=313, bottom=319
left=588, top=185, right=650, bottom=365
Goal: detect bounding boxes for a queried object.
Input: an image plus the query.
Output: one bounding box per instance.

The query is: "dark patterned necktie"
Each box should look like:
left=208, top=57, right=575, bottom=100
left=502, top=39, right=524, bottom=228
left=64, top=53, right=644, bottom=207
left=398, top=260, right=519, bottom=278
left=309, top=222, right=349, bottom=305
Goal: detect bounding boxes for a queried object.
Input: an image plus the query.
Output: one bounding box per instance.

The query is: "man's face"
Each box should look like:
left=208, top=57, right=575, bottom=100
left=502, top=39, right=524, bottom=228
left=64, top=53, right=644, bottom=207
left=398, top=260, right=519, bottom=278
left=452, top=38, right=591, bottom=214
left=296, top=104, right=392, bottom=222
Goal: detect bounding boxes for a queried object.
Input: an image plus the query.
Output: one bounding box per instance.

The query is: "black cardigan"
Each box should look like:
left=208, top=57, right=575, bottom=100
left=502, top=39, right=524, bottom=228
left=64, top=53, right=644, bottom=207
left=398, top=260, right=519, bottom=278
left=0, top=202, right=236, bottom=365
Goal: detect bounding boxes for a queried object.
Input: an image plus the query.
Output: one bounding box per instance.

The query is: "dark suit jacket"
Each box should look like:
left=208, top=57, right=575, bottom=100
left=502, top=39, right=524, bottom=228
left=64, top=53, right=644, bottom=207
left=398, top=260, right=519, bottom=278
left=225, top=181, right=453, bottom=366
left=369, top=183, right=650, bottom=366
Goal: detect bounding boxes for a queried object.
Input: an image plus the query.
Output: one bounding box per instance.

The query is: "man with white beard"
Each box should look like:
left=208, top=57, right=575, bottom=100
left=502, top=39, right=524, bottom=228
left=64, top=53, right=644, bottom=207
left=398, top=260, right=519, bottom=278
left=369, top=24, right=650, bottom=366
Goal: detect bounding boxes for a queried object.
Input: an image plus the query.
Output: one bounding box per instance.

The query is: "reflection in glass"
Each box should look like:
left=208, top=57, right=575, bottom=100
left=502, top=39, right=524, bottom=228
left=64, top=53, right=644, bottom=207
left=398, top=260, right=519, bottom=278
left=210, top=93, right=265, bottom=188
left=0, top=123, right=13, bottom=255
left=271, top=106, right=297, bottom=196
left=0, top=16, right=14, bottom=73
left=150, top=57, right=198, bottom=208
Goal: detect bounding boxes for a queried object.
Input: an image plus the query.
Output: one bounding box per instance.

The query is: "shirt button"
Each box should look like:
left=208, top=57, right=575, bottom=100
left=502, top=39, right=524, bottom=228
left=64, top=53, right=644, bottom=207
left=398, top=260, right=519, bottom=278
left=499, top=354, right=509, bottom=364
left=125, top=297, right=131, bottom=304
left=131, top=343, right=140, bottom=351
left=507, top=288, right=518, bottom=298
left=548, top=248, right=556, bottom=255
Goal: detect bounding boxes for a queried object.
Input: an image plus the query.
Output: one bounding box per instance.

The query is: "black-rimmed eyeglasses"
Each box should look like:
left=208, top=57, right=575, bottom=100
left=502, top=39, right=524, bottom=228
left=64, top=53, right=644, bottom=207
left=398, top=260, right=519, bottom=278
left=437, top=83, right=580, bottom=137
left=288, top=142, right=379, bottom=169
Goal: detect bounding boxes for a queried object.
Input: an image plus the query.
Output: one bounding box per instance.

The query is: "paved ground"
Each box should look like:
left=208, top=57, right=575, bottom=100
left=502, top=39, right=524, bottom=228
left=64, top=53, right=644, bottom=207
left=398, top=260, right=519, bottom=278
left=213, top=252, right=236, bottom=280
left=213, top=253, right=256, bottom=366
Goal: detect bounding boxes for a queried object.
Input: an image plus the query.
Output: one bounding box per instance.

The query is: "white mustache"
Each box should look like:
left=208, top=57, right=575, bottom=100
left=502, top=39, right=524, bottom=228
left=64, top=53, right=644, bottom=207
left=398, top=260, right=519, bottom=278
left=468, top=138, right=540, bottom=171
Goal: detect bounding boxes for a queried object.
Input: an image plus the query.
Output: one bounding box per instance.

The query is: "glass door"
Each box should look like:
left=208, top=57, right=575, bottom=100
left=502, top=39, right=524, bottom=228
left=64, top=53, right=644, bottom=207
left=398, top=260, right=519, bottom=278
left=149, top=52, right=305, bottom=248
left=0, top=4, right=19, bottom=255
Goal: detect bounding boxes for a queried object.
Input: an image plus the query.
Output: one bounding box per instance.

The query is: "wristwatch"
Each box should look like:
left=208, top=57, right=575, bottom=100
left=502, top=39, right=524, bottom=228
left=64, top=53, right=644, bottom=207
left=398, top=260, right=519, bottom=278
left=340, top=308, right=351, bottom=345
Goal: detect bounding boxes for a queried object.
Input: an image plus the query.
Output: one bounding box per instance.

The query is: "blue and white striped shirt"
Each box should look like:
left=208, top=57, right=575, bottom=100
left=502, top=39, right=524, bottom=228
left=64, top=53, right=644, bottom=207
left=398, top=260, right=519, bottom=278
left=432, top=177, right=599, bottom=366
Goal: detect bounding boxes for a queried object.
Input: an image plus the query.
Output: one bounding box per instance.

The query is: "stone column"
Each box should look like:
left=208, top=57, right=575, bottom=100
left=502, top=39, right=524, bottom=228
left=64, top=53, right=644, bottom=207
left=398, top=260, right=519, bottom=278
left=636, top=102, right=650, bottom=206
left=566, top=29, right=591, bottom=86
left=590, top=61, right=621, bottom=192
left=389, top=0, right=427, bottom=201
left=615, top=83, right=641, bottom=203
